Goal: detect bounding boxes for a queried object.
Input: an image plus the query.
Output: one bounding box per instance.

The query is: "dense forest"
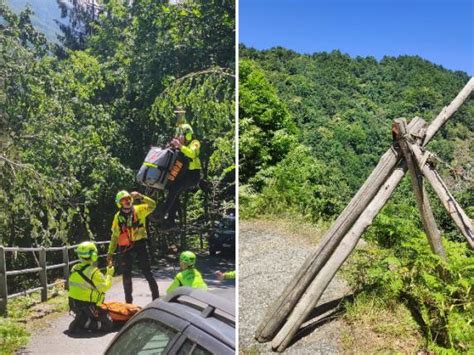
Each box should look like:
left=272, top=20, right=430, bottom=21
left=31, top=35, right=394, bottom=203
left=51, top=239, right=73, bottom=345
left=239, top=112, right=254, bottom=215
left=0, top=0, right=235, bottom=249
left=240, top=45, right=473, bottom=351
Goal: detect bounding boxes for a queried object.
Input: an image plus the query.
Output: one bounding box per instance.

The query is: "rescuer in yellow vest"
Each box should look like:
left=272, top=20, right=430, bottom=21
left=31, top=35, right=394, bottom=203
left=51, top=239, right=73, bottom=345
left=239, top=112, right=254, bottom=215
left=68, top=241, right=114, bottom=334
left=158, top=122, right=202, bottom=229
left=167, top=251, right=207, bottom=294
left=107, top=190, right=159, bottom=303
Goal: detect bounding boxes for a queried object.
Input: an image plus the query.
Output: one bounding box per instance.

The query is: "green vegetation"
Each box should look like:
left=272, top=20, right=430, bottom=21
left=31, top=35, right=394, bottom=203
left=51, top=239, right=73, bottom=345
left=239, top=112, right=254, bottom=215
left=240, top=45, right=473, bottom=351
left=0, top=1, right=234, bottom=248
left=0, top=285, right=69, bottom=355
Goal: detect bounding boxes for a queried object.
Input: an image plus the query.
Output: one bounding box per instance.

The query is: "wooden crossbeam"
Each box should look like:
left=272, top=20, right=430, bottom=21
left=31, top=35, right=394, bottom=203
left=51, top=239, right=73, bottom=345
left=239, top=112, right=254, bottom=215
left=408, top=144, right=474, bottom=249
left=394, top=118, right=446, bottom=259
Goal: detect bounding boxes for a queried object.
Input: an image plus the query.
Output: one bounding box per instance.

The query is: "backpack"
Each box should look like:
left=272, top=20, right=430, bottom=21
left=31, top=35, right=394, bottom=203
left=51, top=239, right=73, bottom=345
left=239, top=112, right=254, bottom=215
left=136, top=147, right=183, bottom=190
left=100, top=301, right=142, bottom=322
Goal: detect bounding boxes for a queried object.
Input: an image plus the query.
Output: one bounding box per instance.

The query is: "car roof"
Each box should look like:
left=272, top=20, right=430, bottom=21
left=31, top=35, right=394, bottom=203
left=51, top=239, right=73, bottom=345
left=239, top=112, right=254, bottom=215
left=143, top=287, right=235, bottom=348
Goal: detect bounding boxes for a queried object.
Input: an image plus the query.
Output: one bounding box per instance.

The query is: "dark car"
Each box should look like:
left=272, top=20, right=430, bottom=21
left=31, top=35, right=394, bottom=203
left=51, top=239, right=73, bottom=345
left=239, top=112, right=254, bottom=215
left=104, top=287, right=235, bottom=355
left=209, top=215, right=235, bottom=256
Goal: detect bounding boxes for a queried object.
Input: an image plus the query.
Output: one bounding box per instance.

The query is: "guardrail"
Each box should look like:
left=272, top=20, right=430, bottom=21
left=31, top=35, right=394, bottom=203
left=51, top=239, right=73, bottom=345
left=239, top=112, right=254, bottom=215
left=0, top=241, right=111, bottom=315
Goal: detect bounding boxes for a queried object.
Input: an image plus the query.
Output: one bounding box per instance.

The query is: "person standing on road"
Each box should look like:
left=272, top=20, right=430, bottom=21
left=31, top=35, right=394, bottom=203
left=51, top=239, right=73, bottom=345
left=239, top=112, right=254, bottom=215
left=167, top=251, right=207, bottom=294
left=68, top=241, right=114, bottom=334
left=107, top=190, right=159, bottom=303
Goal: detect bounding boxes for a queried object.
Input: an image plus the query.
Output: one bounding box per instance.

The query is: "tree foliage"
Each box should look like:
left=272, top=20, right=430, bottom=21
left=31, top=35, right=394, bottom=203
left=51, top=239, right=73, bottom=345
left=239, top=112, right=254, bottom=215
left=0, top=0, right=235, bottom=253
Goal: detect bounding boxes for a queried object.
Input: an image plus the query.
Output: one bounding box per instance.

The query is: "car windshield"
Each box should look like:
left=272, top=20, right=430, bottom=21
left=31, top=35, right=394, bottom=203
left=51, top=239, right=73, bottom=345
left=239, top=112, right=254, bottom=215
left=106, top=319, right=178, bottom=355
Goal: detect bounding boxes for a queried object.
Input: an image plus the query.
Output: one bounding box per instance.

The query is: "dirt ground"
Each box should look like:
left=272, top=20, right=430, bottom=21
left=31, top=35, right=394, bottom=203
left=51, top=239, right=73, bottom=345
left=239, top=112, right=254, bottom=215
left=239, top=220, right=352, bottom=354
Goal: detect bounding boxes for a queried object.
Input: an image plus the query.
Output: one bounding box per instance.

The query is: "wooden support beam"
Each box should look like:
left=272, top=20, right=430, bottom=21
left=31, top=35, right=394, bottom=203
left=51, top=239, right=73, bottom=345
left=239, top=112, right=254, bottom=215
left=423, top=77, right=474, bottom=146
left=394, top=118, right=446, bottom=259
left=255, top=117, right=426, bottom=342
left=408, top=144, right=474, bottom=249
left=271, top=164, right=407, bottom=351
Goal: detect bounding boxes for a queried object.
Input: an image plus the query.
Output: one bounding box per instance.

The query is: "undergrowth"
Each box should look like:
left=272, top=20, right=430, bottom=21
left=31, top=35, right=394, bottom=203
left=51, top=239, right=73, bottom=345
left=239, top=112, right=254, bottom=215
left=344, top=206, right=474, bottom=353
left=0, top=284, right=68, bottom=355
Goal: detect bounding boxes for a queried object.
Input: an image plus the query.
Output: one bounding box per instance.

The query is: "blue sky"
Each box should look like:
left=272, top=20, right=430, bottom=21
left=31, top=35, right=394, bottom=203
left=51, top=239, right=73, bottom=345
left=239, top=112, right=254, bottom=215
left=239, top=0, right=473, bottom=74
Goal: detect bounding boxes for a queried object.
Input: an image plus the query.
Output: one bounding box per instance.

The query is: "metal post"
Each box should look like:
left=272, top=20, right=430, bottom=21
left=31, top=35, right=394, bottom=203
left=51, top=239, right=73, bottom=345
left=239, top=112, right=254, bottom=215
left=62, top=247, right=69, bottom=290
left=0, top=246, right=8, bottom=316
left=39, top=247, right=47, bottom=302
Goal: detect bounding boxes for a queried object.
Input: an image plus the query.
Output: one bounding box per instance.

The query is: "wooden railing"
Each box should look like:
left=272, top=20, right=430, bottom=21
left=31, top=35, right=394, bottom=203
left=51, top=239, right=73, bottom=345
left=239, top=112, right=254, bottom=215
left=0, top=241, right=111, bottom=315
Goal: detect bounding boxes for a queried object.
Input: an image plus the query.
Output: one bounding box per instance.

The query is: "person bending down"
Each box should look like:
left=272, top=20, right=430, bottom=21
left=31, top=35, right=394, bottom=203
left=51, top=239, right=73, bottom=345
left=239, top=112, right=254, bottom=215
left=167, top=251, right=207, bottom=294
left=68, top=242, right=114, bottom=334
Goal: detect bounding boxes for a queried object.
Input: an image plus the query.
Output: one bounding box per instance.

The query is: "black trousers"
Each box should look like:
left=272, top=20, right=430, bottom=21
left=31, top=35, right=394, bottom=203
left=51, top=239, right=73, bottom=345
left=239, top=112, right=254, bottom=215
left=69, top=298, right=113, bottom=332
left=120, top=239, right=159, bottom=303
left=163, top=169, right=201, bottom=221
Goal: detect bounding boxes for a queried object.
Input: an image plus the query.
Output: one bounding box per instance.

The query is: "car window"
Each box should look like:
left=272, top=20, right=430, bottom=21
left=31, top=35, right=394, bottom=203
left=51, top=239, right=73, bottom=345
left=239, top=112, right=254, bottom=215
left=107, top=319, right=178, bottom=355
left=177, top=340, right=212, bottom=355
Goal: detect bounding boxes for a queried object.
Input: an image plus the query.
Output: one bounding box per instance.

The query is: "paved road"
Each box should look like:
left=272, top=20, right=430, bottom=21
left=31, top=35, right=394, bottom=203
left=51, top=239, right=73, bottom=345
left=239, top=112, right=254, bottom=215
left=20, top=254, right=235, bottom=355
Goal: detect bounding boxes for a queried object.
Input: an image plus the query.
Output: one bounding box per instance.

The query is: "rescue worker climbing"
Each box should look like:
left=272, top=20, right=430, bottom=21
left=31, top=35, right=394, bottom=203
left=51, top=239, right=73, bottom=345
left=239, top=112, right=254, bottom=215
left=107, top=190, right=159, bottom=303
left=167, top=251, right=207, bottom=294
left=68, top=241, right=114, bottom=334
left=159, top=122, right=201, bottom=228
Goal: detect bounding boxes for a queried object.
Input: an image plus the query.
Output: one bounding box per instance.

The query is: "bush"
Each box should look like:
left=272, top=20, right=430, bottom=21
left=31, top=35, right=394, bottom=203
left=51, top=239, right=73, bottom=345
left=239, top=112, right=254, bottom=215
left=347, top=210, right=474, bottom=351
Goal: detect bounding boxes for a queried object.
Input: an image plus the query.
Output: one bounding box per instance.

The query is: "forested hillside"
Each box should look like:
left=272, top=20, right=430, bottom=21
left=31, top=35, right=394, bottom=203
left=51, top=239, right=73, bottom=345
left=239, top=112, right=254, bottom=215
left=0, top=0, right=235, bottom=250
left=240, top=45, right=473, bottom=351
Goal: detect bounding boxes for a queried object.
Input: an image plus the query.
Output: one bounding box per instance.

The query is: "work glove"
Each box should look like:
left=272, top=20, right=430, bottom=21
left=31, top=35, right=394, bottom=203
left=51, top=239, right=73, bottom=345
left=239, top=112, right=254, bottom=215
left=106, top=266, right=115, bottom=277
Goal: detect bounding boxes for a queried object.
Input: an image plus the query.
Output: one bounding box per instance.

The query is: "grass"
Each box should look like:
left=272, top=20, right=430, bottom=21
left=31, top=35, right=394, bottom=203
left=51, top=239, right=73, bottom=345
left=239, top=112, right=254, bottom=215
left=0, top=282, right=69, bottom=355
left=340, top=292, right=423, bottom=353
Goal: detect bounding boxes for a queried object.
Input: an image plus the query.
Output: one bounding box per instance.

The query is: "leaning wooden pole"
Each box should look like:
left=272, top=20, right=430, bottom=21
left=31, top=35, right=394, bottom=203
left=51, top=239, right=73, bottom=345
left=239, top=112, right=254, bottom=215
left=394, top=118, right=446, bottom=259
left=255, top=78, right=473, bottom=344
left=255, top=117, right=425, bottom=342
left=409, top=144, right=474, bottom=248
left=272, top=164, right=408, bottom=351
left=423, top=77, right=474, bottom=146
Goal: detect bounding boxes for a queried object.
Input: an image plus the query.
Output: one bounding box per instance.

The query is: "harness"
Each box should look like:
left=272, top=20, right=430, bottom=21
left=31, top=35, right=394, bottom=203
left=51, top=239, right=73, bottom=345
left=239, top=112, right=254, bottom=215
left=71, top=264, right=104, bottom=304
left=117, top=208, right=142, bottom=248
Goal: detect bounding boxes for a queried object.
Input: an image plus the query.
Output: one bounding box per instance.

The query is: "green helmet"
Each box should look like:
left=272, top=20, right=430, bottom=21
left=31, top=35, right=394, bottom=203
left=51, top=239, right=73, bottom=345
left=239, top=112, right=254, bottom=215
left=179, top=123, right=193, bottom=141
left=115, top=190, right=131, bottom=208
left=76, top=241, right=98, bottom=262
left=180, top=251, right=196, bottom=266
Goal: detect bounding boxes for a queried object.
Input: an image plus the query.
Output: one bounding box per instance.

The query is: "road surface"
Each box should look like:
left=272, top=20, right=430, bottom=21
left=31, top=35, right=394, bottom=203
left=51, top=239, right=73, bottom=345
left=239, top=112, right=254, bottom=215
left=239, top=220, right=352, bottom=354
